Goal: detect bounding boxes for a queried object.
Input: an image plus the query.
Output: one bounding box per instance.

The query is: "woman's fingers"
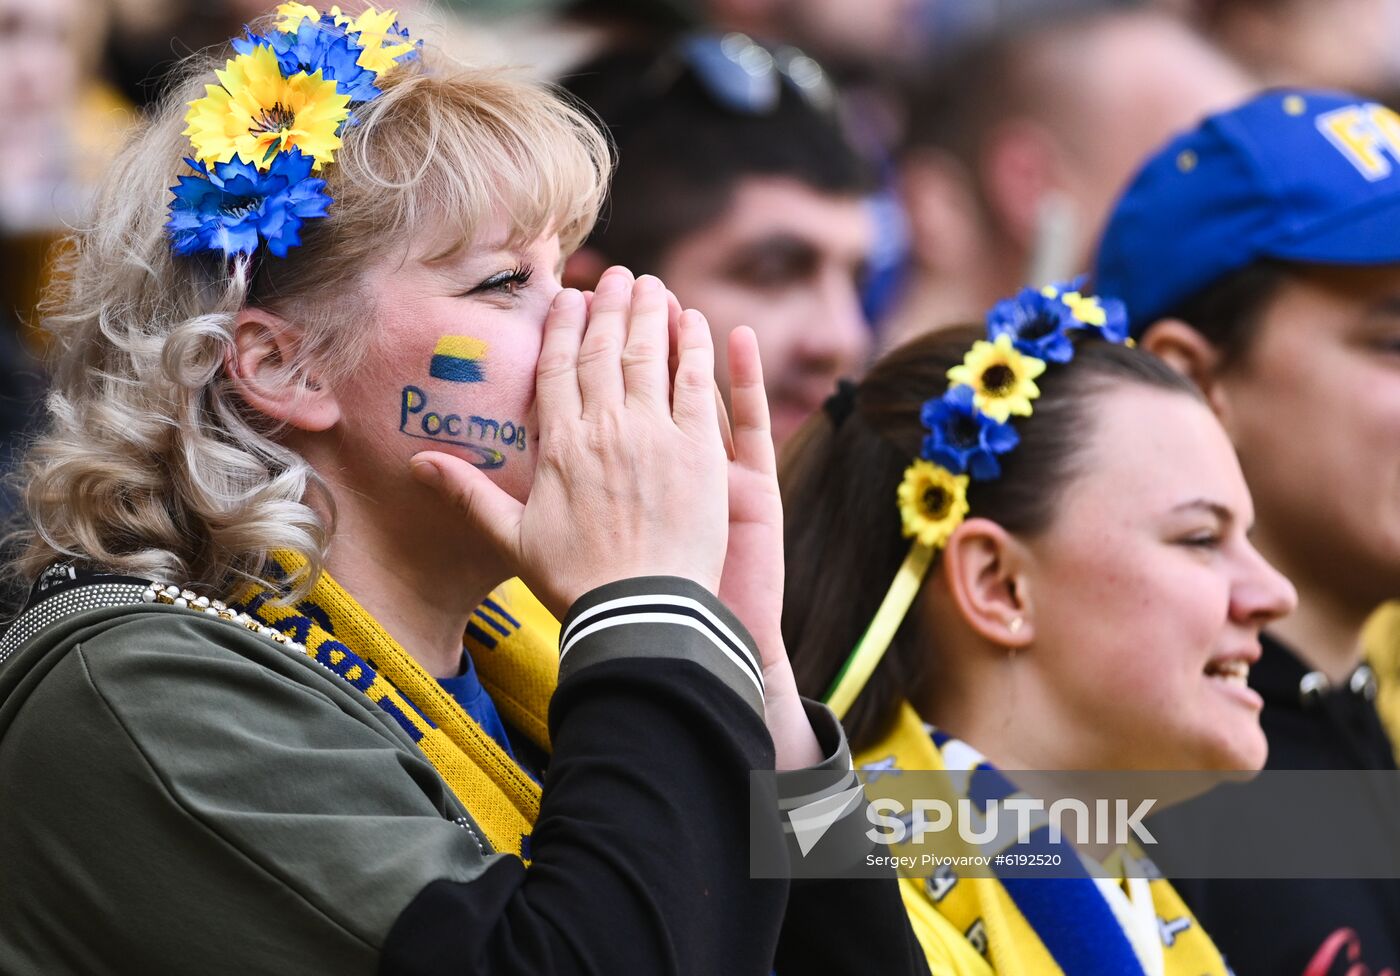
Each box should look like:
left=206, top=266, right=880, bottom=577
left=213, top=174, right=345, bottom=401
left=672, top=308, right=720, bottom=435
left=666, top=290, right=683, bottom=338
left=727, top=326, right=776, bottom=476
left=576, top=266, right=632, bottom=412
left=410, top=450, right=524, bottom=564
left=715, top=385, right=735, bottom=460
left=666, top=288, right=683, bottom=389
left=495, top=276, right=731, bottom=610
left=535, top=288, right=586, bottom=425
left=621, top=275, right=671, bottom=409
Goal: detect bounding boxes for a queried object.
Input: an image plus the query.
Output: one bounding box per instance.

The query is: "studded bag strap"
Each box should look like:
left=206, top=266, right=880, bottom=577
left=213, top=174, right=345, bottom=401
left=0, top=564, right=152, bottom=667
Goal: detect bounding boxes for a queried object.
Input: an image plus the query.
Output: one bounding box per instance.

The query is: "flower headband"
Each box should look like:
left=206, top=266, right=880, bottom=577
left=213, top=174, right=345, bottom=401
left=166, top=3, right=419, bottom=259
left=823, top=281, right=1132, bottom=719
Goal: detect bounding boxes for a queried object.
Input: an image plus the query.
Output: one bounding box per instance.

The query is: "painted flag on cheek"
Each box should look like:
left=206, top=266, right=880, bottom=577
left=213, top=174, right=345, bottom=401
left=430, top=336, right=487, bottom=383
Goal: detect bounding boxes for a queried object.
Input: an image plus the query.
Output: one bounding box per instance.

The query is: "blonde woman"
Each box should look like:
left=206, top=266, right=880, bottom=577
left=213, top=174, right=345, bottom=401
left=0, top=8, right=924, bottom=973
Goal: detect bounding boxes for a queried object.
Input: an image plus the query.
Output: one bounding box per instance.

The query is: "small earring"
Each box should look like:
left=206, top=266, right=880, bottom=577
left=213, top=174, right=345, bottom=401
left=1009, top=616, right=1024, bottom=635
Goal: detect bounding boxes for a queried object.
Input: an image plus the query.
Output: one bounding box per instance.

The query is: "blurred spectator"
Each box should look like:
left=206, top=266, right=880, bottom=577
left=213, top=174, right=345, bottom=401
left=1, top=0, right=128, bottom=535
left=881, top=6, right=1254, bottom=350
left=1, top=0, right=126, bottom=434
left=564, top=38, right=876, bottom=449
left=1, top=0, right=129, bottom=315
left=553, top=0, right=931, bottom=78
left=0, top=0, right=125, bottom=226
left=1184, top=0, right=1400, bottom=99
left=1095, top=88, right=1400, bottom=974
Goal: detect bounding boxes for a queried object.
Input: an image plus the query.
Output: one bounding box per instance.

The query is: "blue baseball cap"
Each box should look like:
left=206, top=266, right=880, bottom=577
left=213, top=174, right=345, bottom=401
left=1094, top=89, right=1400, bottom=335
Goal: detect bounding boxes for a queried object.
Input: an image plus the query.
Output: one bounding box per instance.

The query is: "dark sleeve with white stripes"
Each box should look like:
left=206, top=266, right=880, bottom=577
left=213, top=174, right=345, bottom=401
left=555, top=575, right=767, bottom=716
left=773, top=705, right=931, bottom=975
left=381, top=577, right=786, bottom=975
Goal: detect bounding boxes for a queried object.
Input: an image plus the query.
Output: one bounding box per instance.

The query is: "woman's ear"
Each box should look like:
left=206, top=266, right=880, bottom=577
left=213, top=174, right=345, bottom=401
left=228, top=307, right=341, bottom=432
left=941, top=517, right=1034, bottom=651
left=1139, top=317, right=1233, bottom=425
left=898, top=147, right=983, bottom=274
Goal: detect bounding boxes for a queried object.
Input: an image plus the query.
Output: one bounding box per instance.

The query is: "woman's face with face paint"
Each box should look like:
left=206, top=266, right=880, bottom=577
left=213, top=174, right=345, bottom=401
left=329, top=212, right=563, bottom=507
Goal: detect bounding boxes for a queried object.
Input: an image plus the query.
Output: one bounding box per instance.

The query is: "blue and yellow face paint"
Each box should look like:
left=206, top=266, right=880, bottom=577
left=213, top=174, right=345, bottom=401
left=429, top=336, right=488, bottom=383
left=401, top=335, right=526, bottom=468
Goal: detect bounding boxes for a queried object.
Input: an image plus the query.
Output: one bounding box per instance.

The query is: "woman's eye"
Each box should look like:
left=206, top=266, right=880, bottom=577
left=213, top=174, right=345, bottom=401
left=467, top=265, right=534, bottom=297
left=1179, top=533, right=1222, bottom=549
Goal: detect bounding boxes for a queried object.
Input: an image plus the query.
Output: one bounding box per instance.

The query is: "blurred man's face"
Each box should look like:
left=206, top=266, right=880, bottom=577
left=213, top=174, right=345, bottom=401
left=1209, top=265, right=1400, bottom=610
left=657, top=176, right=873, bottom=448
left=1208, top=0, right=1400, bottom=97
left=1055, top=15, right=1257, bottom=270
left=0, top=0, right=82, bottom=142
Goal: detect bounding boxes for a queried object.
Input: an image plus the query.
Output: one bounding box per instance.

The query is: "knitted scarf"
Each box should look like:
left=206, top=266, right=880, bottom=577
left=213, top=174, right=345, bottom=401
left=234, top=552, right=559, bottom=859
left=855, top=702, right=1231, bottom=976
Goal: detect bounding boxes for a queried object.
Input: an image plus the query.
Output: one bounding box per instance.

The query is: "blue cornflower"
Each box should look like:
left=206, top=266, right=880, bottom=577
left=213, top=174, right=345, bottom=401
left=166, top=148, right=332, bottom=258
left=234, top=20, right=381, bottom=102
left=920, top=384, right=1020, bottom=481
left=1054, top=287, right=1131, bottom=344
left=985, top=287, right=1079, bottom=364
left=1089, top=293, right=1131, bottom=344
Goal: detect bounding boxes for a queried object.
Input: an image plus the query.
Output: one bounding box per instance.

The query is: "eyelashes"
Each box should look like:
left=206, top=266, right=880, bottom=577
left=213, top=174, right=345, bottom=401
left=467, top=264, right=534, bottom=297
left=1178, top=533, right=1223, bottom=550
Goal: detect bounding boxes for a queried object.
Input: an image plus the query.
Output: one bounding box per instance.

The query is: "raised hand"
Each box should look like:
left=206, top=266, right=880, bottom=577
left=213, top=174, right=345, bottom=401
left=410, top=268, right=729, bottom=618
left=718, top=327, right=822, bottom=770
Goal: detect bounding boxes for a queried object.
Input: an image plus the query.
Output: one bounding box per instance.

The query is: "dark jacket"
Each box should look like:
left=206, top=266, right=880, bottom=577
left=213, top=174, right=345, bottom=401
left=0, top=570, right=927, bottom=975
left=1172, top=633, right=1400, bottom=976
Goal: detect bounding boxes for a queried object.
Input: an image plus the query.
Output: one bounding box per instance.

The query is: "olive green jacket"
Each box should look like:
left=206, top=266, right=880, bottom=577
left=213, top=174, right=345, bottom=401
left=0, top=572, right=871, bottom=975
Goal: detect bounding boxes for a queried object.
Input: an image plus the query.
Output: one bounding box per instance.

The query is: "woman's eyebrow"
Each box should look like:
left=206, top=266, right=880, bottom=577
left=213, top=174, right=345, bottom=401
left=421, top=243, right=521, bottom=274
left=1171, top=498, right=1233, bottom=526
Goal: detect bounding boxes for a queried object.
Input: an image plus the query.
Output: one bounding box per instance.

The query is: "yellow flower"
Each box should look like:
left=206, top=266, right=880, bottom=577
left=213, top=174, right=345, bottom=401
left=273, top=2, right=325, bottom=31
left=897, top=460, right=970, bottom=550
left=1059, top=291, right=1107, bottom=327
left=272, top=4, right=415, bottom=79
left=946, top=333, right=1046, bottom=422
left=184, top=44, right=350, bottom=171
left=340, top=6, right=416, bottom=77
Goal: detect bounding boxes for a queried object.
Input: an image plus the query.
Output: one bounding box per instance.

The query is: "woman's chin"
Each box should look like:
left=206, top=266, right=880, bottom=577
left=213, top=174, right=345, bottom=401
left=1198, top=724, right=1269, bottom=774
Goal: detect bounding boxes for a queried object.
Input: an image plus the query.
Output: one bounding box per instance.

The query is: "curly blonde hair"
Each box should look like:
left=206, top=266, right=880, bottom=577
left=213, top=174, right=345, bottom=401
left=10, top=27, right=610, bottom=596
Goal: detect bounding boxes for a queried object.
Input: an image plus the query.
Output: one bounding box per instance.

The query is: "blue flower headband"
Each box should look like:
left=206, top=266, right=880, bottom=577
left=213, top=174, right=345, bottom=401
left=824, top=280, right=1132, bottom=719
left=166, top=4, right=419, bottom=259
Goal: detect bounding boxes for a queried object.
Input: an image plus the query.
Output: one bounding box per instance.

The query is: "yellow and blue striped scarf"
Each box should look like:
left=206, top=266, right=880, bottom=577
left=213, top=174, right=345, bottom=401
left=856, top=702, right=1232, bottom=976
left=235, top=552, right=560, bottom=860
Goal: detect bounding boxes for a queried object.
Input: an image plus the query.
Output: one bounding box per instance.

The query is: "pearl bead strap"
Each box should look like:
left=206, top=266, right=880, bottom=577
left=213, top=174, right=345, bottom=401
left=142, top=581, right=307, bottom=654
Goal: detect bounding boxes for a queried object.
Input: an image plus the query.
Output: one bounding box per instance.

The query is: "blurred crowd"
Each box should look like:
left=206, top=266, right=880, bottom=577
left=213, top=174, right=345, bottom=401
left=8, top=0, right=1400, bottom=492
left=5, top=0, right=1400, bottom=971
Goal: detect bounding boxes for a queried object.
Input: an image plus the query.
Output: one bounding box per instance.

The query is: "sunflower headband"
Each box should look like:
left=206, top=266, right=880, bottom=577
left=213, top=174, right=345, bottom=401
left=823, top=281, right=1132, bottom=719
left=165, top=3, right=419, bottom=259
